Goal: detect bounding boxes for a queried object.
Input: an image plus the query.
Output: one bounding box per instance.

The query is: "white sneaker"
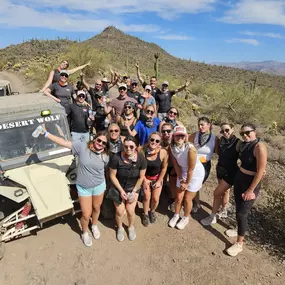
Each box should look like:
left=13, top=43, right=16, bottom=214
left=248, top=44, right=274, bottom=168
left=168, top=214, right=180, bottom=228
left=191, top=203, right=201, bottom=213
left=226, top=242, right=243, bottom=256
left=128, top=226, right=136, bottom=241
left=116, top=227, right=125, bottom=242
left=81, top=232, right=92, bottom=247
left=176, top=216, right=189, bottom=230
left=217, top=208, right=228, bottom=218
left=225, top=229, right=238, bottom=237
left=201, top=214, right=217, bottom=226
left=91, top=224, right=100, bottom=240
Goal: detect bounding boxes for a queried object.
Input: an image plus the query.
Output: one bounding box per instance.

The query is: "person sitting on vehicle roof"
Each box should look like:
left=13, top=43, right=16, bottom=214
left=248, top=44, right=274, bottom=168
left=40, top=126, right=109, bottom=247
left=40, top=60, right=90, bottom=92
left=43, top=70, right=75, bottom=110
left=65, top=90, right=93, bottom=143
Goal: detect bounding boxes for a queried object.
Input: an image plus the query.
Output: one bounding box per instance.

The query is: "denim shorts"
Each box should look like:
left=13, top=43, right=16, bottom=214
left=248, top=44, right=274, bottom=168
left=77, top=181, right=106, bottom=197
left=71, top=132, right=90, bottom=143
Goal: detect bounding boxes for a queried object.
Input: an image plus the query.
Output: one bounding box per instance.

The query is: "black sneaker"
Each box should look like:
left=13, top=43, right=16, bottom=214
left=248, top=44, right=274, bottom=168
left=142, top=213, right=150, bottom=227
left=149, top=211, right=157, bottom=224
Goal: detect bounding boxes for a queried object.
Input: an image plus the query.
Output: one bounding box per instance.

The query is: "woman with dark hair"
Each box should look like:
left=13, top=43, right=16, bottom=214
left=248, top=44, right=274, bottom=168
left=40, top=126, right=109, bottom=247
left=201, top=123, right=240, bottom=226
left=117, top=101, right=138, bottom=137
left=109, top=136, right=147, bottom=241
left=159, top=107, right=183, bottom=130
left=142, top=132, right=168, bottom=226
left=108, top=123, right=125, bottom=155
left=189, top=116, right=219, bottom=212
left=169, top=126, right=205, bottom=230
left=226, top=123, right=267, bottom=256
left=40, top=60, right=91, bottom=92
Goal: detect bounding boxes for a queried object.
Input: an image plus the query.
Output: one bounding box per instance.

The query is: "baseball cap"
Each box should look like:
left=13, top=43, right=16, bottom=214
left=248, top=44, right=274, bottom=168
left=118, top=83, right=127, bottom=89
left=124, top=101, right=136, bottom=108
left=131, top=79, right=138, bottom=85
left=60, top=70, right=69, bottom=76
left=162, top=81, right=169, bottom=86
left=77, top=90, right=86, bottom=97
left=145, top=85, right=152, bottom=91
left=173, top=126, right=187, bottom=136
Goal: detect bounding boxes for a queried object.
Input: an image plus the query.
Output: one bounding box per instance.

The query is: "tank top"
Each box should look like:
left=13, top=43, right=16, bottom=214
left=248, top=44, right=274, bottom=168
left=170, top=143, right=204, bottom=180
left=145, top=150, right=162, bottom=176
left=52, top=69, right=61, bottom=84
left=239, top=139, right=259, bottom=172
left=119, top=116, right=136, bottom=137
left=194, top=132, right=216, bottom=162
left=218, top=136, right=240, bottom=169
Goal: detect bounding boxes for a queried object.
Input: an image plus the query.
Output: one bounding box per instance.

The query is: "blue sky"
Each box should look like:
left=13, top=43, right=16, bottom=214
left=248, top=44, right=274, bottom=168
left=1, top=0, right=285, bottom=62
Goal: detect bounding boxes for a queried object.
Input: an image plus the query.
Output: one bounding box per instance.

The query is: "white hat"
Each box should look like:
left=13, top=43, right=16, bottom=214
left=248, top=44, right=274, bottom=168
left=173, top=126, right=187, bottom=136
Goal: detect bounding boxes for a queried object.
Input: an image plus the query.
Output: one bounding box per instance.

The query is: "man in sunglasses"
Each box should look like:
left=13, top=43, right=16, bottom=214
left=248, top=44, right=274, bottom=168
left=136, top=62, right=160, bottom=100
left=65, top=90, right=93, bottom=142
left=156, top=80, right=189, bottom=121
left=44, top=70, right=75, bottom=110
left=127, top=79, right=141, bottom=101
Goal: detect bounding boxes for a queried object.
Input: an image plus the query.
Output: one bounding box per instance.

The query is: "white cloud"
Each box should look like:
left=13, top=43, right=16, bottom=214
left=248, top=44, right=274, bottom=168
left=221, top=0, right=285, bottom=26
left=239, top=30, right=284, bottom=38
left=226, top=38, right=260, bottom=46
left=156, top=34, right=194, bottom=40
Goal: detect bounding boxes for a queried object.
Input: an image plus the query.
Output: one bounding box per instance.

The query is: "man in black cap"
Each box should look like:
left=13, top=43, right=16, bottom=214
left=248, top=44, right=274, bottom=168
left=127, top=79, right=142, bottom=101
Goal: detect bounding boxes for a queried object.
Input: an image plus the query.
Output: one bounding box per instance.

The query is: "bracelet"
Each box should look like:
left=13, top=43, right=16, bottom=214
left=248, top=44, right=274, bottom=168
left=44, top=132, right=49, bottom=138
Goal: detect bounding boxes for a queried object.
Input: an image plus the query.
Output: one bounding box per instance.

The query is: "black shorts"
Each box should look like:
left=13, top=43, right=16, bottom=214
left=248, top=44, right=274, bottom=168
left=202, top=161, right=211, bottom=183
left=216, top=165, right=238, bottom=186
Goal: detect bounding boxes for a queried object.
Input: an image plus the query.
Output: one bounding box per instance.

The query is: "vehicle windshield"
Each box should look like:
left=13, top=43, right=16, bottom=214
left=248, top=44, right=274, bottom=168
left=0, top=114, right=69, bottom=161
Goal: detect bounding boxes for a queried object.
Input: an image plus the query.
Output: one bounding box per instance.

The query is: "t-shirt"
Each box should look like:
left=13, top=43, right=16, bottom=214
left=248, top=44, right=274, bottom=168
left=109, top=96, right=138, bottom=116
left=72, top=142, right=109, bottom=189
left=49, top=82, right=74, bottom=107
left=134, top=118, right=161, bottom=146
left=127, top=90, right=141, bottom=101
left=139, top=95, right=156, bottom=107
left=109, top=152, right=147, bottom=191
left=52, top=69, right=61, bottom=84
left=155, top=90, right=176, bottom=113
left=93, top=100, right=108, bottom=131
left=142, top=82, right=160, bottom=100
left=65, top=103, right=89, bottom=133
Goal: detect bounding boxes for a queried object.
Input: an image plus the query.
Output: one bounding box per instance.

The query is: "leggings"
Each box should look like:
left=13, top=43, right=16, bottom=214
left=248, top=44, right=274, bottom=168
left=234, top=170, right=261, bottom=236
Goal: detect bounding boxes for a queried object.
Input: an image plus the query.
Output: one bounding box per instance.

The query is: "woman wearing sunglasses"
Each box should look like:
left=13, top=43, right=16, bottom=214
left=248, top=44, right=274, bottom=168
left=39, top=126, right=109, bottom=247
left=142, top=132, right=168, bottom=226
left=109, top=136, right=147, bottom=241
left=139, top=85, right=157, bottom=118
left=201, top=123, right=240, bottom=226
left=127, top=105, right=160, bottom=147
left=117, top=101, right=138, bottom=137
left=226, top=123, right=267, bottom=256
left=108, top=123, right=125, bottom=155
left=189, top=116, right=219, bottom=212
left=159, top=107, right=183, bottom=130
left=169, top=126, right=205, bottom=230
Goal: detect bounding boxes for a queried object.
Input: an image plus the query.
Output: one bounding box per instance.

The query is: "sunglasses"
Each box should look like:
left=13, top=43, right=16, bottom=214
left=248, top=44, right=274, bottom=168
left=124, top=145, right=135, bottom=150
left=146, top=110, right=154, bottom=115
left=77, top=94, right=86, bottom=99
left=95, top=84, right=101, bottom=86
left=96, top=138, right=107, bottom=146
left=60, top=74, right=68, bottom=78
left=125, top=106, right=133, bottom=109
left=119, top=88, right=126, bottom=91
left=220, top=129, right=230, bottom=134
left=150, top=138, right=161, bottom=144
left=169, top=111, right=177, bottom=116
left=132, top=84, right=137, bottom=86
left=175, top=134, right=185, bottom=139
left=146, top=90, right=151, bottom=93
left=162, top=129, right=172, bottom=134
left=240, top=130, right=254, bottom=137
left=110, top=129, right=119, bottom=133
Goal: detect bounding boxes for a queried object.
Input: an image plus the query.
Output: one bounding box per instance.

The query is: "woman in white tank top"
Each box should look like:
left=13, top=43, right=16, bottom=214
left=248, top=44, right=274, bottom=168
left=189, top=116, right=219, bottom=212
left=168, top=126, right=205, bottom=230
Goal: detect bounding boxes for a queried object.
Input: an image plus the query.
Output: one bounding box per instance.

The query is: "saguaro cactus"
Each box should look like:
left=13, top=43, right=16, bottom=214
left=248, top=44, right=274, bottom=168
left=154, top=53, right=159, bottom=79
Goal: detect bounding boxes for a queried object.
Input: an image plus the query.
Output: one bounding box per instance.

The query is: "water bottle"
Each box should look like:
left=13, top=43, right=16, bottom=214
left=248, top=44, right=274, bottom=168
left=104, top=117, right=109, bottom=128
left=32, top=125, right=43, bottom=138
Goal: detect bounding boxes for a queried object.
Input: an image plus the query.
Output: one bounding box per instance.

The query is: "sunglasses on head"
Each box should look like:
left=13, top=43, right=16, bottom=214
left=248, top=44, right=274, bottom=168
left=220, top=129, right=230, bottom=134
left=150, top=138, right=161, bottom=144
left=110, top=129, right=119, bottom=133
left=96, top=138, right=107, bottom=146
left=169, top=110, right=177, bottom=116
left=146, top=110, right=154, bottom=115
left=240, top=130, right=254, bottom=137
left=124, top=144, right=135, bottom=150
left=162, top=129, right=172, bottom=134
left=61, top=74, right=68, bottom=78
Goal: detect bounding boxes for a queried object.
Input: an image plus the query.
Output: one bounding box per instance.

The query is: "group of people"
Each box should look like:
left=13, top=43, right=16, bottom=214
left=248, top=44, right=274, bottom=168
left=39, top=60, right=267, bottom=257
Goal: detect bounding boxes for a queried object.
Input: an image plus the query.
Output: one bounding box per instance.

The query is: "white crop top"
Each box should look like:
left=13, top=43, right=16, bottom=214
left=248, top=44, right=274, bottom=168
left=193, top=132, right=216, bottom=162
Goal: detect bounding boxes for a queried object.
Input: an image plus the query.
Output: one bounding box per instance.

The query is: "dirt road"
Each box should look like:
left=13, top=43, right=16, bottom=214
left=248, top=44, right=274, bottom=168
left=0, top=71, right=38, bottom=93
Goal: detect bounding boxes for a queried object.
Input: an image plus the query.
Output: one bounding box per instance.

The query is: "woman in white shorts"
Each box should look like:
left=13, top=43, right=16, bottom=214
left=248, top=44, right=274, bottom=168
left=168, top=126, right=205, bottom=230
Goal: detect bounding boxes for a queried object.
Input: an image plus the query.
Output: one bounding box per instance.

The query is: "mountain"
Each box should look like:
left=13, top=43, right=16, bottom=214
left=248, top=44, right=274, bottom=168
left=1, top=26, right=285, bottom=93
left=213, top=61, right=285, bottom=76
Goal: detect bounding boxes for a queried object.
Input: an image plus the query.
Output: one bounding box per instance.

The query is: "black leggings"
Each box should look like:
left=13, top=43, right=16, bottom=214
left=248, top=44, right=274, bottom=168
left=234, top=170, right=261, bottom=236
left=202, top=161, right=211, bottom=183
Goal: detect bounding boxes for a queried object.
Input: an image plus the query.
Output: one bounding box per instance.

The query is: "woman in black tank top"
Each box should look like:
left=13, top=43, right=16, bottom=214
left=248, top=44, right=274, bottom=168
left=201, top=123, right=240, bottom=226
left=117, top=101, right=137, bottom=137
left=141, top=132, right=168, bottom=227
left=225, top=123, right=267, bottom=257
